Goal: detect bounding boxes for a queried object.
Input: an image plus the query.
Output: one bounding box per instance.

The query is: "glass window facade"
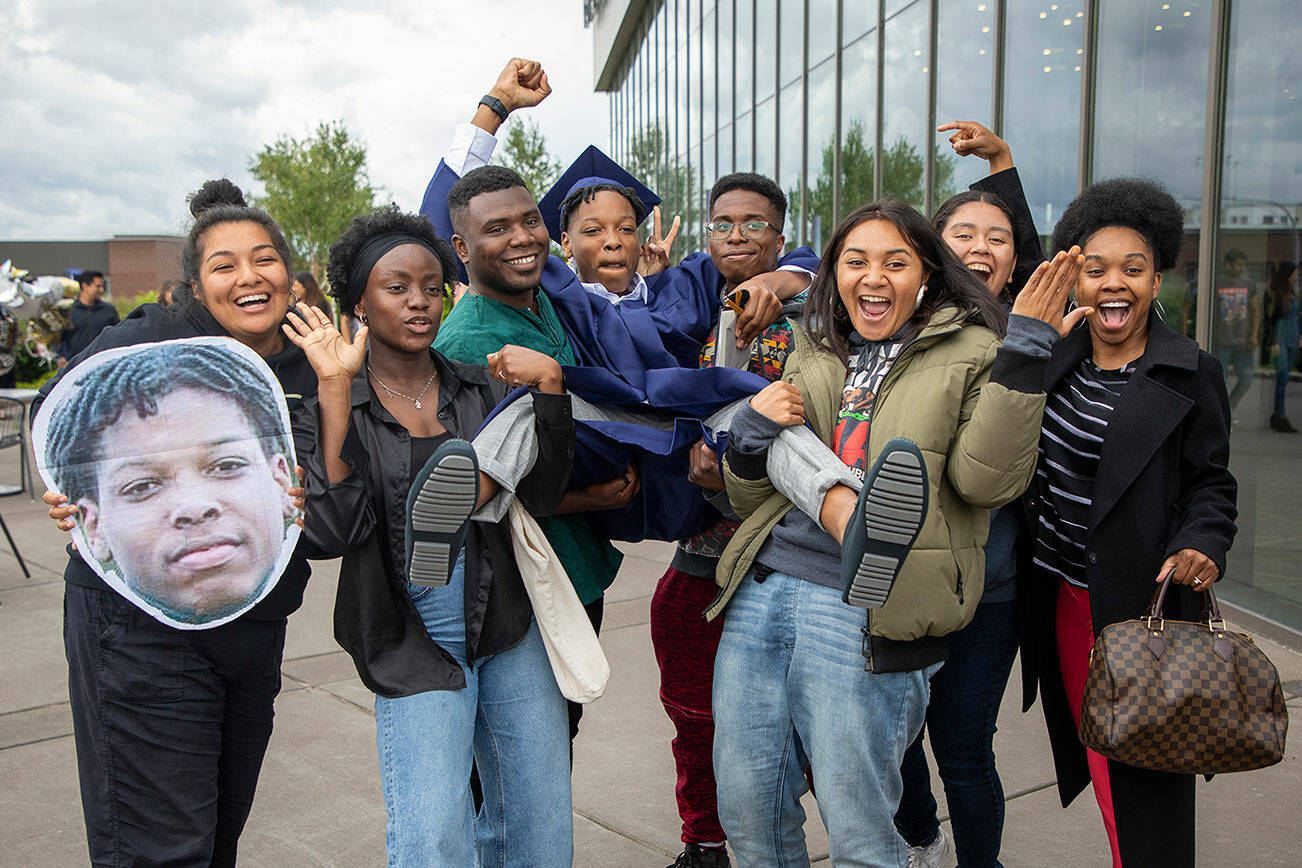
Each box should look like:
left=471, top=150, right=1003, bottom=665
left=595, top=0, right=1302, bottom=633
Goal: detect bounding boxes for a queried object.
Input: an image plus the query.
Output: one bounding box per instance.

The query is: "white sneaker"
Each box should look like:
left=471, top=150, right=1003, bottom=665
left=906, top=827, right=952, bottom=868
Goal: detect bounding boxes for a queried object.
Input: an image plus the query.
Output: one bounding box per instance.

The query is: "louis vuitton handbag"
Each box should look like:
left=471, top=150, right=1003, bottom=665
left=1079, top=573, right=1288, bottom=774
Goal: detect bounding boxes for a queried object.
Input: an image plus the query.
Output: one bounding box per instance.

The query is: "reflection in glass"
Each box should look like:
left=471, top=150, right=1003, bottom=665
left=935, top=0, right=995, bottom=192
left=736, top=110, right=754, bottom=173
left=809, top=0, right=838, bottom=66
left=719, top=0, right=734, bottom=168
left=881, top=0, right=929, bottom=207
left=737, top=0, right=754, bottom=122
left=779, top=79, right=804, bottom=247
left=756, top=0, right=777, bottom=103
left=1003, top=0, right=1083, bottom=239
left=1094, top=1, right=1209, bottom=342
left=1214, top=0, right=1302, bottom=630
left=756, top=97, right=776, bottom=179
left=805, top=57, right=838, bottom=252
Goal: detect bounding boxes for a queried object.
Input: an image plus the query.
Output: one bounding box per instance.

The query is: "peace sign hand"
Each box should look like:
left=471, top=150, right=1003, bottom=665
left=638, top=205, right=682, bottom=276
left=282, top=305, right=368, bottom=384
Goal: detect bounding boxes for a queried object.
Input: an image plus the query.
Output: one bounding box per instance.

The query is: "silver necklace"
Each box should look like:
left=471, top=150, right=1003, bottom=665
left=367, top=365, right=437, bottom=410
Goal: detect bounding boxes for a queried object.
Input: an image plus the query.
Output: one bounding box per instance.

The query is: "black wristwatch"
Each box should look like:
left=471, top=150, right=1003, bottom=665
left=479, top=94, right=510, bottom=122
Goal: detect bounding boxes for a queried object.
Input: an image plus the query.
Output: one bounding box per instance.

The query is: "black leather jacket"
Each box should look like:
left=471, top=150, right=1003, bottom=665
left=300, top=351, right=574, bottom=697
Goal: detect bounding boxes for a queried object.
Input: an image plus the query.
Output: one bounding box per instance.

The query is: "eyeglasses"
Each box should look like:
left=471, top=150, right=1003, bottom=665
left=705, top=220, right=773, bottom=240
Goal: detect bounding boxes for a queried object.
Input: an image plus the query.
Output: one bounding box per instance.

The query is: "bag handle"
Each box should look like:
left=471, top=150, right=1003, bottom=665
left=1140, top=568, right=1233, bottom=662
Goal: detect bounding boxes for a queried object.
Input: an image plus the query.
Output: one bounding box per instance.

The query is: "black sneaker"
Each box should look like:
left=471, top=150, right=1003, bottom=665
left=1270, top=413, right=1299, bottom=433
left=668, top=844, right=730, bottom=868
left=841, top=438, right=929, bottom=609
left=406, top=439, right=479, bottom=587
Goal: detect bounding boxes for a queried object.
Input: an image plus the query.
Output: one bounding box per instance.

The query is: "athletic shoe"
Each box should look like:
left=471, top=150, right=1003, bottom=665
left=841, top=438, right=929, bottom=608
left=667, top=844, right=730, bottom=868
left=1270, top=412, right=1298, bottom=433
left=406, top=439, right=479, bottom=587
left=907, top=827, right=952, bottom=868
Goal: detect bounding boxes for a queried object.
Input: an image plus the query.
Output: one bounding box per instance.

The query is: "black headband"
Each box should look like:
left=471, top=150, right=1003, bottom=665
left=344, top=233, right=443, bottom=309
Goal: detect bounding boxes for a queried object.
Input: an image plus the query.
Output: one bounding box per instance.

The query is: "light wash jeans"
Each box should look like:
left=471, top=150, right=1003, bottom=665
left=373, top=558, right=572, bottom=868
left=712, top=570, right=941, bottom=868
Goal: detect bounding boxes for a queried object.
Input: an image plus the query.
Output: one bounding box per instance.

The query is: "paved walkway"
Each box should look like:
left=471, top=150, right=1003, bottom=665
left=1, top=493, right=1300, bottom=866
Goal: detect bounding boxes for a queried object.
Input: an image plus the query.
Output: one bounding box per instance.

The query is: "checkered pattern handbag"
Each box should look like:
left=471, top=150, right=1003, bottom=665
left=1079, top=575, right=1288, bottom=774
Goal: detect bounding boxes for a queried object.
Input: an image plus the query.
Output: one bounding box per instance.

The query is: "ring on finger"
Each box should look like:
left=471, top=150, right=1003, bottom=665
left=1193, top=575, right=1204, bottom=585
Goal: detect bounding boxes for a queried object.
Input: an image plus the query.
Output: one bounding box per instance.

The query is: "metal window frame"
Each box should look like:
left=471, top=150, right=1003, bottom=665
left=873, top=0, right=884, bottom=203
left=1196, top=0, right=1232, bottom=351
left=1078, top=0, right=1099, bottom=191
left=924, top=0, right=938, bottom=215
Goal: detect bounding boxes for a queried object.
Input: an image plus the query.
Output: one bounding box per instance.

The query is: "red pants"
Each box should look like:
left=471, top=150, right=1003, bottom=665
left=650, top=567, right=727, bottom=846
left=1056, top=581, right=1123, bottom=868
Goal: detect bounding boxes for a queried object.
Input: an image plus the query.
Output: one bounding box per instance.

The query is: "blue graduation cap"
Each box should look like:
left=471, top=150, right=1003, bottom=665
left=539, top=145, right=661, bottom=244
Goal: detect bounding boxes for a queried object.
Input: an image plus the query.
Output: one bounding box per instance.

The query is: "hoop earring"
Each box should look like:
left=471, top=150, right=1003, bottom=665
left=914, top=284, right=927, bottom=311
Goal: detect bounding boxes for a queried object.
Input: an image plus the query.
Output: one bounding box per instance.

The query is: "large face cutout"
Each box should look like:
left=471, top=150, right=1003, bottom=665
left=33, top=337, right=301, bottom=629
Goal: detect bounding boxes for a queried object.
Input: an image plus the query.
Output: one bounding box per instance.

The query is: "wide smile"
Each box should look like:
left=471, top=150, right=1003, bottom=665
left=503, top=252, right=540, bottom=271
left=1095, top=299, right=1134, bottom=331
left=233, top=292, right=271, bottom=313
left=965, top=261, right=995, bottom=286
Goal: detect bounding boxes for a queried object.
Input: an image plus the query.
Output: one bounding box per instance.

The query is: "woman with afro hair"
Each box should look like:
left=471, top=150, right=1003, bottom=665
left=1018, top=178, right=1238, bottom=867
left=288, top=204, right=579, bottom=866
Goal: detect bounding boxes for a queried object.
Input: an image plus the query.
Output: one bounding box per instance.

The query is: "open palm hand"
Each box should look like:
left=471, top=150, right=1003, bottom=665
left=282, top=305, right=368, bottom=383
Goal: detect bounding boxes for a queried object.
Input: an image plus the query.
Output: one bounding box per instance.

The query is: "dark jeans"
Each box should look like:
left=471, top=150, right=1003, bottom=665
left=895, top=599, right=1019, bottom=868
left=1218, top=345, right=1255, bottom=412
left=64, top=583, right=286, bottom=868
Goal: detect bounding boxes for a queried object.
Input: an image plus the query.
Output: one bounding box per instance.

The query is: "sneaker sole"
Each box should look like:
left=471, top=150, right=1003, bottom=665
left=841, top=439, right=928, bottom=609
left=406, top=443, right=479, bottom=588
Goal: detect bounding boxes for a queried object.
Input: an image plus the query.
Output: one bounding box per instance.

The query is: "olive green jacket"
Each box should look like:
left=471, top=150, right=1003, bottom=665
left=711, top=309, right=1048, bottom=657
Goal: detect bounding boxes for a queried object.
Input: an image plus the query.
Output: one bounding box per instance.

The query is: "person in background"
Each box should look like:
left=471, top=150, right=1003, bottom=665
left=292, top=270, right=333, bottom=322
left=1214, top=248, right=1259, bottom=417
left=1021, top=178, right=1237, bottom=868
left=156, top=278, right=181, bottom=306
left=1268, top=262, right=1299, bottom=432
left=56, top=269, right=118, bottom=366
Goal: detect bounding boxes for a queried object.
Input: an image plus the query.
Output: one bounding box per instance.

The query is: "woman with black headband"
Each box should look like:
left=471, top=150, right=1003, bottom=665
left=289, top=205, right=578, bottom=866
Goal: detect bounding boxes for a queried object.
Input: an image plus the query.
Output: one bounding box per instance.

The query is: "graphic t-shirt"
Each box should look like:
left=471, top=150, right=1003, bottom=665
left=1215, top=273, right=1257, bottom=347
left=832, top=339, right=904, bottom=479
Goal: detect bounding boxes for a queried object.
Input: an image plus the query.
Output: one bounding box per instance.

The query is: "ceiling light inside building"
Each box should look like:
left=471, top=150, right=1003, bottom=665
left=1043, top=65, right=1052, bottom=72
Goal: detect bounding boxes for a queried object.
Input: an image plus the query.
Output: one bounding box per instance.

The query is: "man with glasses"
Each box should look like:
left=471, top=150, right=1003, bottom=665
left=651, top=172, right=819, bottom=868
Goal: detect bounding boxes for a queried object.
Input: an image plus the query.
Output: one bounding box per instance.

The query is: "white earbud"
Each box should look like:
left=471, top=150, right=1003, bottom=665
left=914, top=284, right=927, bottom=311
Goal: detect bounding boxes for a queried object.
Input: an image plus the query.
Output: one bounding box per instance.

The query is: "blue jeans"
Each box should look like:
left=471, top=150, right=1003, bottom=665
left=712, top=570, right=940, bottom=868
left=373, top=559, right=572, bottom=868
left=894, top=599, right=1019, bottom=868
left=1274, top=338, right=1298, bottom=415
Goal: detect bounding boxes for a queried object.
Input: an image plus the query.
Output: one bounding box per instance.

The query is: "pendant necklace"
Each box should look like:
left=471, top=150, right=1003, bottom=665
left=368, top=365, right=437, bottom=410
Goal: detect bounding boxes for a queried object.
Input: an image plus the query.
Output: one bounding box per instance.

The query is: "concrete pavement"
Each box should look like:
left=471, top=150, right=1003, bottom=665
left=2, top=493, right=1300, bottom=866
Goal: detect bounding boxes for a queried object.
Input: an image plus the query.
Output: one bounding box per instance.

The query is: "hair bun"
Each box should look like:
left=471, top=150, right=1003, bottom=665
left=188, top=179, right=247, bottom=217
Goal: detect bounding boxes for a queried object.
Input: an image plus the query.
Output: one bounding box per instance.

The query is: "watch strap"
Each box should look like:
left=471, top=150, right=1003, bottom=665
left=479, top=94, right=510, bottom=122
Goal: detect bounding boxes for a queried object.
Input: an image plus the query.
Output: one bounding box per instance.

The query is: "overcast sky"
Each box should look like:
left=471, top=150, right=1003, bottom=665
left=0, top=0, right=610, bottom=240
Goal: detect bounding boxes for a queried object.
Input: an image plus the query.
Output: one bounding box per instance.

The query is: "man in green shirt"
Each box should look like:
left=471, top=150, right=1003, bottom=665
left=434, top=163, right=635, bottom=742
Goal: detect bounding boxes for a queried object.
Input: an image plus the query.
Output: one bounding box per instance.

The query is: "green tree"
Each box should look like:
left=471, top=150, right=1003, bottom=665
left=248, top=120, right=377, bottom=280
left=800, top=121, right=958, bottom=245
left=494, top=117, right=562, bottom=199
left=628, top=123, right=699, bottom=257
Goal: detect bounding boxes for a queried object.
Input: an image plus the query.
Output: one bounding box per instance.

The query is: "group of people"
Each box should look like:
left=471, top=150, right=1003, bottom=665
left=39, top=58, right=1237, bottom=868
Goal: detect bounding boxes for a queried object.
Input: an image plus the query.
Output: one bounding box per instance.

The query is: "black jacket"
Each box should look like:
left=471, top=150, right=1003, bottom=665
left=1017, top=313, right=1237, bottom=861
left=58, top=298, right=120, bottom=360
left=34, top=299, right=321, bottom=622
left=299, top=352, right=574, bottom=698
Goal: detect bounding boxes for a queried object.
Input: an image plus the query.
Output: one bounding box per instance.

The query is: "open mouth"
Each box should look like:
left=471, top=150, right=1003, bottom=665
left=234, top=293, right=270, bottom=310
left=1096, top=300, right=1133, bottom=330
left=966, top=262, right=994, bottom=286
left=404, top=316, right=435, bottom=333
left=857, top=295, right=892, bottom=321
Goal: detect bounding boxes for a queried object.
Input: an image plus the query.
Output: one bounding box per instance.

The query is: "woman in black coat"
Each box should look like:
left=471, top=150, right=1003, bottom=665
left=1018, top=179, right=1237, bottom=867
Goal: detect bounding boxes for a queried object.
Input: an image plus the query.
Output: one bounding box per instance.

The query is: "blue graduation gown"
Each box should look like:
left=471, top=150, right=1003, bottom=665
left=422, top=158, right=820, bottom=541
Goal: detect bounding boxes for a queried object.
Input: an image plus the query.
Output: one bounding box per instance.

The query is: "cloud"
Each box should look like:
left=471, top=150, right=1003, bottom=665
left=0, top=0, right=609, bottom=239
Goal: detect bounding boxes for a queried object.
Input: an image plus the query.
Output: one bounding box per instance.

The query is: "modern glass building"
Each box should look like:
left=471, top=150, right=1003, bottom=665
left=588, top=0, right=1302, bottom=635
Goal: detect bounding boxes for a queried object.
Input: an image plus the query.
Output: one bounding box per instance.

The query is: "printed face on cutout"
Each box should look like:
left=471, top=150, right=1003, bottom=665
left=78, top=387, right=295, bottom=623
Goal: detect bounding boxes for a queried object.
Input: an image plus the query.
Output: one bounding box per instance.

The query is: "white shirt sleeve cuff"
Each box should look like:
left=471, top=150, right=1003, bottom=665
left=776, top=263, right=816, bottom=280
left=444, top=123, right=498, bottom=176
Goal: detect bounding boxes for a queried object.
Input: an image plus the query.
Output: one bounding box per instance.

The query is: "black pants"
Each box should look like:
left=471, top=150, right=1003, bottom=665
left=64, top=583, right=286, bottom=868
